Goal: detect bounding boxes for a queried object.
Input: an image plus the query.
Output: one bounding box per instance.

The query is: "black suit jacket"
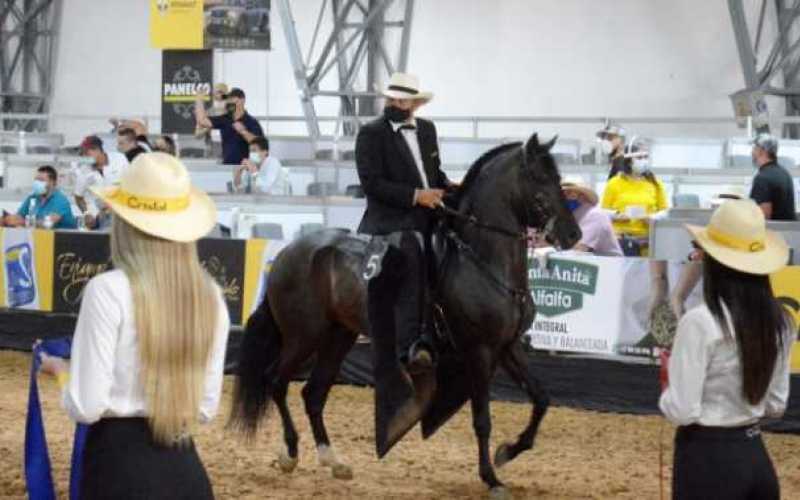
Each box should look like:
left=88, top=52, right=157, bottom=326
left=356, top=117, right=450, bottom=235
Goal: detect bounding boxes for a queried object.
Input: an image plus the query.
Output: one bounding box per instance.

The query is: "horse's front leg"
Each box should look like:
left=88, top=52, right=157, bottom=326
left=468, top=347, right=510, bottom=499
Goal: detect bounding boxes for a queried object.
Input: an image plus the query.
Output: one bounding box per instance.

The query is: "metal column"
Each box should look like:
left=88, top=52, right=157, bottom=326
left=0, top=0, right=62, bottom=131
left=728, top=0, right=800, bottom=135
left=276, top=0, right=414, bottom=145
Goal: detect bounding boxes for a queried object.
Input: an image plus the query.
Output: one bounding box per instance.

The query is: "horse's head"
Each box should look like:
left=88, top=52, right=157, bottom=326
left=518, top=133, right=581, bottom=250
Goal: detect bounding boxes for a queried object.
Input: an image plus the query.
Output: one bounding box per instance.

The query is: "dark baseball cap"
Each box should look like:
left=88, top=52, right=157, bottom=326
left=79, top=135, right=104, bottom=153
left=226, top=87, right=245, bottom=99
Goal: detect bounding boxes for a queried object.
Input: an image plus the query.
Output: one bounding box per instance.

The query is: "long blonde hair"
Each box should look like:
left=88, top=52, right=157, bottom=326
left=111, top=216, right=218, bottom=445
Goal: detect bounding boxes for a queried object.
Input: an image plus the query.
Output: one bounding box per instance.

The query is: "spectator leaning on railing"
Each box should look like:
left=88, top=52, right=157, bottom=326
left=194, top=86, right=263, bottom=165
left=4, top=166, right=76, bottom=229
left=233, top=136, right=291, bottom=195
left=117, top=128, right=148, bottom=163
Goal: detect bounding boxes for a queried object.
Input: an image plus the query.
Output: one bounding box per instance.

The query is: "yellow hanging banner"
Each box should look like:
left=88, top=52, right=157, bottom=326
left=770, top=266, right=800, bottom=373
left=150, top=0, right=204, bottom=49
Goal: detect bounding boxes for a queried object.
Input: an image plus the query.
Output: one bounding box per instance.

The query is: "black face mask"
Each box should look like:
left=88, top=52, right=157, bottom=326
left=226, top=103, right=237, bottom=114
left=383, top=105, right=411, bottom=123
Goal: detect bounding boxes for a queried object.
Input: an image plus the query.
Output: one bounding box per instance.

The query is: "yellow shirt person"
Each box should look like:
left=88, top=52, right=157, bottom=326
left=601, top=174, right=668, bottom=237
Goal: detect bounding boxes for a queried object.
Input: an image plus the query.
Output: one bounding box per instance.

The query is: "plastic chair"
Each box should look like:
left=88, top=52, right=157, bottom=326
left=251, top=222, right=284, bottom=240
left=672, top=193, right=700, bottom=208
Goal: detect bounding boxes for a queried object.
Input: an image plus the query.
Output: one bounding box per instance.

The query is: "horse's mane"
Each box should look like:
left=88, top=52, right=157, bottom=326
left=453, top=141, right=522, bottom=206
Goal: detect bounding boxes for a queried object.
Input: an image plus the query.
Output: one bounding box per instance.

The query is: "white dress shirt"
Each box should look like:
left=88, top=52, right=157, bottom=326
left=252, top=156, right=292, bottom=195
left=659, top=303, right=794, bottom=427
left=390, top=118, right=429, bottom=190
left=63, top=269, right=230, bottom=425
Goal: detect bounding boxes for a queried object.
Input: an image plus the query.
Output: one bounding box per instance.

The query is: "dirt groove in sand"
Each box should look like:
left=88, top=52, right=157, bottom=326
left=1, top=350, right=799, bottom=499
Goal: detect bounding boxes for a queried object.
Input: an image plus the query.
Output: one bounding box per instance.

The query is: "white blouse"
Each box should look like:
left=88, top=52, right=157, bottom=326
left=659, top=303, right=795, bottom=427
left=63, top=269, right=230, bottom=425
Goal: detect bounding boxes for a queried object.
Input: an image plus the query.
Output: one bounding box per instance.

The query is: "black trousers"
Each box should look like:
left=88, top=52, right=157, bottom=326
left=367, top=231, right=431, bottom=363
left=80, top=418, right=214, bottom=500
left=672, top=425, right=779, bottom=500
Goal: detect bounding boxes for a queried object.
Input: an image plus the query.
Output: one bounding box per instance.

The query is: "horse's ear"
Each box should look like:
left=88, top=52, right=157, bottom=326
left=524, top=133, right=540, bottom=165
left=543, top=135, right=558, bottom=151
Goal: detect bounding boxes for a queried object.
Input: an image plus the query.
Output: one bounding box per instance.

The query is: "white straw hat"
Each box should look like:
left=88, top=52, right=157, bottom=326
left=686, top=199, right=789, bottom=275
left=382, top=72, right=433, bottom=102
left=561, top=176, right=599, bottom=206
left=90, top=152, right=217, bottom=242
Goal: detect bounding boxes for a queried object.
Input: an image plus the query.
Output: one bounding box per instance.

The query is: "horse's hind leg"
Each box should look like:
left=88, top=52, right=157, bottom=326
left=468, top=347, right=510, bottom=499
left=272, top=342, right=316, bottom=474
left=494, top=342, right=549, bottom=469
left=302, top=326, right=358, bottom=480
left=273, top=378, right=300, bottom=473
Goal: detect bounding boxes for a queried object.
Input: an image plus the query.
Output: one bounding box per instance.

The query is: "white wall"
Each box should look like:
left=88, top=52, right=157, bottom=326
left=50, top=0, right=756, bottom=145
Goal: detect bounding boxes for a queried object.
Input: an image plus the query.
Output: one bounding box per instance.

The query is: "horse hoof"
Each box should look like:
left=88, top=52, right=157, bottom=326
left=489, top=485, right=512, bottom=500
left=278, top=452, right=298, bottom=474
left=331, top=463, right=354, bottom=481
left=494, top=442, right=514, bottom=468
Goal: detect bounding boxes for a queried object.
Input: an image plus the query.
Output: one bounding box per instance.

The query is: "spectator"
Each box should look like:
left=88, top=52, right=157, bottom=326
left=74, top=136, right=124, bottom=228
left=561, top=178, right=622, bottom=256
left=750, top=133, right=797, bottom=220
left=153, top=135, right=177, bottom=156
left=194, top=83, right=229, bottom=141
left=110, top=118, right=152, bottom=150
left=194, top=86, right=263, bottom=165
left=4, top=166, right=76, bottom=229
left=233, top=136, right=291, bottom=195
left=118, top=127, right=147, bottom=163
left=601, top=137, right=668, bottom=254
left=660, top=199, right=793, bottom=500
left=596, top=122, right=627, bottom=179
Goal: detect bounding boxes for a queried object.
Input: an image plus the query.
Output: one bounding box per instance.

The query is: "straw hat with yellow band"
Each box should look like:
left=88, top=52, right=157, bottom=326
left=91, top=152, right=217, bottom=243
left=686, top=199, right=789, bottom=275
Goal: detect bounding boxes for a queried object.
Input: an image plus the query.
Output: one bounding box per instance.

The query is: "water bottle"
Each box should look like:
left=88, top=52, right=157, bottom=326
left=25, top=199, right=36, bottom=228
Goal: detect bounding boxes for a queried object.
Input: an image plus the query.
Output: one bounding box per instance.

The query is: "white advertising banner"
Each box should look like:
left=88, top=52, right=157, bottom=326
left=527, top=253, right=626, bottom=355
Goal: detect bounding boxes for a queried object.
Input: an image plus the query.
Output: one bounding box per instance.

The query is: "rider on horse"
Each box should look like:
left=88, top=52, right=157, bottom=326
left=355, top=72, right=455, bottom=373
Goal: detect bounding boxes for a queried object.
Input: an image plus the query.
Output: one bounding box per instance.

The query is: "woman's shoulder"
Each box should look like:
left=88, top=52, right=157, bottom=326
left=678, top=304, right=722, bottom=338
left=86, top=269, right=129, bottom=295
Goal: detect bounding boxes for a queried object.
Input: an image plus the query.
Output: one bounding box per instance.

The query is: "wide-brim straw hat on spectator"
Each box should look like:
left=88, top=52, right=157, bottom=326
left=90, top=152, right=216, bottom=242
left=561, top=176, right=599, bottom=206
left=382, top=72, right=433, bottom=103
left=710, top=185, right=746, bottom=206
left=686, top=199, right=788, bottom=275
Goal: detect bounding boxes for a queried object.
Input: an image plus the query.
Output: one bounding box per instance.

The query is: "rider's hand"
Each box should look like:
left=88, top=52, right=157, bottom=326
left=415, top=189, right=445, bottom=209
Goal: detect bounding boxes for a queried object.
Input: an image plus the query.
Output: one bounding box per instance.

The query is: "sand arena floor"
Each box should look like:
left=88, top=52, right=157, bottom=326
left=1, top=350, right=799, bottom=499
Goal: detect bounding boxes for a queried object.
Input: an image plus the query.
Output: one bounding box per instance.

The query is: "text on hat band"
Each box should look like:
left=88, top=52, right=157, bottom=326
left=707, top=226, right=765, bottom=253
left=107, top=188, right=190, bottom=213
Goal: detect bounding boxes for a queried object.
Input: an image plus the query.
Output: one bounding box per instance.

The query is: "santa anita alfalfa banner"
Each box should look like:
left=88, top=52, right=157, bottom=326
left=527, top=253, right=800, bottom=373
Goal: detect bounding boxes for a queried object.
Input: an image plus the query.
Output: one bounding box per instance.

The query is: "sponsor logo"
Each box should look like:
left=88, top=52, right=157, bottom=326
left=528, top=258, right=599, bottom=317
left=5, top=243, right=35, bottom=307
left=163, top=64, right=211, bottom=118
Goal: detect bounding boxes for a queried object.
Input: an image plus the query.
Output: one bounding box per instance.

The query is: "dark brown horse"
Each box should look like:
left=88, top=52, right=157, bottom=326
left=230, top=133, right=581, bottom=498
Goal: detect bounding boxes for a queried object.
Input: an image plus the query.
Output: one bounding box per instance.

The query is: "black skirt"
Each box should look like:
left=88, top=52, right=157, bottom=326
left=79, top=418, right=214, bottom=500
left=672, top=424, right=779, bottom=500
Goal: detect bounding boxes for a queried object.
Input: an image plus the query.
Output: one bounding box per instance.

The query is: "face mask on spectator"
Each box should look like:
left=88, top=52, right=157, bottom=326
left=600, top=139, right=614, bottom=155
left=226, top=102, right=237, bottom=114
left=631, top=158, right=649, bottom=174
left=79, top=156, right=96, bottom=166
left=249, top=151, right=262, bottom=164
left=32, top=179, right=47, bottom=196
left=565, top=199, right=581, bottom=212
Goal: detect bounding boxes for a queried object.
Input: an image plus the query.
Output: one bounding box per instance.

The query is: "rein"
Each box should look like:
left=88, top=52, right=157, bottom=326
left=437, top=204, right=528, bottom=240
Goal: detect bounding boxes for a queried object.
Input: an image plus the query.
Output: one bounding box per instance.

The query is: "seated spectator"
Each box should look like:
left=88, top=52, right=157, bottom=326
left=76, top=136, right=128, bottom=230
left=4, top=166, right=76, bottom=229
left=153, top=135, right=176, bottom=156
left=561, top=179, right=622, bottom=256
left=233, top=137, right=291, bottom=195
left=117, top=128, right=148, bottom=163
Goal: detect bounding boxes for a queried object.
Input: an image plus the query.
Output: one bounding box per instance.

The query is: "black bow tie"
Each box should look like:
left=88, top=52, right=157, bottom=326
left=398, top=124, right=416, bottom=131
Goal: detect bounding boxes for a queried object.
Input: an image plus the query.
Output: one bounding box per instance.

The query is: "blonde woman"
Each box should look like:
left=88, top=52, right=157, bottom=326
left=39, top=153, right=229, bottom=499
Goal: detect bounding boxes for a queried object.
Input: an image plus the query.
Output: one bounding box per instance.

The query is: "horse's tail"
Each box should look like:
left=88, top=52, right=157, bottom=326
left=229, top=292, right=282, bottom=437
